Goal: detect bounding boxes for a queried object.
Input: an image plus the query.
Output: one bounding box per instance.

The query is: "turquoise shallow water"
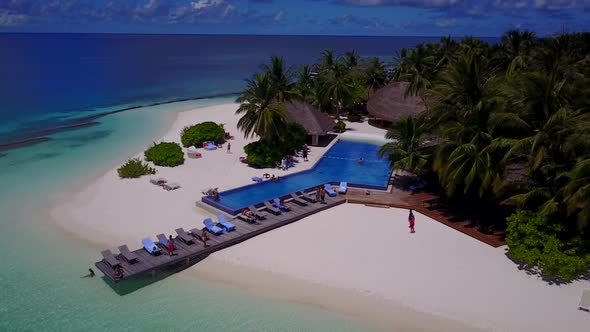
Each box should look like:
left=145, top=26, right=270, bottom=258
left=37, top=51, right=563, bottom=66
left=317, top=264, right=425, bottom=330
left=0, top=99, right=378, bottom=331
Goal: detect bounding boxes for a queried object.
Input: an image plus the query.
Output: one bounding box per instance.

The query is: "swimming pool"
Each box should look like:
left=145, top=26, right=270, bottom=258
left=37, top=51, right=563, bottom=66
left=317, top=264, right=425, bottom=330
left=203, top=139, right=392, bottom=214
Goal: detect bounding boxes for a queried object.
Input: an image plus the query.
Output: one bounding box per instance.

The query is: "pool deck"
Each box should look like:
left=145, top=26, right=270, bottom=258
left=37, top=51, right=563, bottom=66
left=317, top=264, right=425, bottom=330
left=95, top=193, right=346, bottom=282
left=344, top=187, right=506, bottom=248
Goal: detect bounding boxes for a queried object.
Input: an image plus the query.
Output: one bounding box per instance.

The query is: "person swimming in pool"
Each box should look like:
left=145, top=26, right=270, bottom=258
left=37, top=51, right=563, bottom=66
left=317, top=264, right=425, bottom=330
left=358, top=157, right=363, bottom=164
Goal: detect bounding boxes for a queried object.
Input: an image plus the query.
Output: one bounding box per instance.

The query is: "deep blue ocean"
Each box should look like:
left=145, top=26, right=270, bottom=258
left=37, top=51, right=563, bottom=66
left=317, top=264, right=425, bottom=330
left=0, top=33, right=495, bottom=147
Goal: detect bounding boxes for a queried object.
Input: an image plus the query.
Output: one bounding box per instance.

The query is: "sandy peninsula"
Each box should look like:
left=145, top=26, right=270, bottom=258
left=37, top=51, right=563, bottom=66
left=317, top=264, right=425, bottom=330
left=51, top=102, right=590, bottom=332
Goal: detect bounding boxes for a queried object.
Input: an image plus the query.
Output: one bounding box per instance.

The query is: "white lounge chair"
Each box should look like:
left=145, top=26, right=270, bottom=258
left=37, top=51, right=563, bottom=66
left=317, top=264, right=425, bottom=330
left=580, top=289, right=590, bottom=312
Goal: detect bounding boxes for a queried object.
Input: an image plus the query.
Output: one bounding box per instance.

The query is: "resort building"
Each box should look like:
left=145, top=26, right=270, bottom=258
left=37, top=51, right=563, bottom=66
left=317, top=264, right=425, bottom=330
left=367, top=81, right=426, bottom=125
left=284, top=100, right=335, bottom=146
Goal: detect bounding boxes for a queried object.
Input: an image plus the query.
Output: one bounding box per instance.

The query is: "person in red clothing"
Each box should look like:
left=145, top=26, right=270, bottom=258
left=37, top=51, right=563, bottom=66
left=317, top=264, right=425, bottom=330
left=167, top=235, right=175, bottom=256
left=408, top=209, right=415, bottom=233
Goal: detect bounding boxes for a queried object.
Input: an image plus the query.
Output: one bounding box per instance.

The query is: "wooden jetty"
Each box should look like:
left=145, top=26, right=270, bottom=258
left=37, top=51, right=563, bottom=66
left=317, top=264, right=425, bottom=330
left=95, top=194, right=345, bottom=282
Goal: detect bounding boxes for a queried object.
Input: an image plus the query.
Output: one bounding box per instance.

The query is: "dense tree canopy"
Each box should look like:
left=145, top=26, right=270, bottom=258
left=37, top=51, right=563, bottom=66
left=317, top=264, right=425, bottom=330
left=381, top=30, right=590, bottom=280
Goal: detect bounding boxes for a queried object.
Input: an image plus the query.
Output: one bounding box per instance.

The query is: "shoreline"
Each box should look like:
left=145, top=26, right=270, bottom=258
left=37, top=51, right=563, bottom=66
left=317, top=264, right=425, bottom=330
left=49, top=101, right=590, bottom=332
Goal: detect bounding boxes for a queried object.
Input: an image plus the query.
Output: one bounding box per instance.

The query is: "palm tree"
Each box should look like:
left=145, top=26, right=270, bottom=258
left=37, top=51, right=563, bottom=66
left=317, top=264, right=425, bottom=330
left=435, top=35, right=457, bottom=69
left=235, top=73, right=290, bottom=141
left=497, top=29, right=536, bottom=76
left=260, top=55, right=294, bottom=102
left=294, top=65, right=314, bottom=102
left=426, top=53, right=496, bottom=135
left=379, top=116, right=429, bottom=175
left=562, top=158, right=590, bottom=229
left=344, top=50, right=359, bottom=68
left=362, top=57, right=387, bottom=99
left=396, top=44, right=436, bottom=98
left=317, top=60, right=354, bottom=118
left=320, top=49, right=336, bottom=72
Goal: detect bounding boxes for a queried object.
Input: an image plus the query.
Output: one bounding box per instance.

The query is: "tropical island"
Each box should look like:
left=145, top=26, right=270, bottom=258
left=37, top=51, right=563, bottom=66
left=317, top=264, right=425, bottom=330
left=56, top=30, right=590, bottom=332
left=230, top=29, right=590, bottom=281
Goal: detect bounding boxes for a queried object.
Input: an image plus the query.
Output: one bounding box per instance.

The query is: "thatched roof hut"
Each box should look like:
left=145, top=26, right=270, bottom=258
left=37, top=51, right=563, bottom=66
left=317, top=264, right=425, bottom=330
left=284, top=100, right=335, bottom=145
left=367, top=81, right=426, bottom=123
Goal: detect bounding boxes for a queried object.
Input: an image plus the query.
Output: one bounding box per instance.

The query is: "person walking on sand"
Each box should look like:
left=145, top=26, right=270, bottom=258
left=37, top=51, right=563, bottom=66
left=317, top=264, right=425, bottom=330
left=408, top=209, right=415, bottom=233
left=227, top=142, right=231, bottom=153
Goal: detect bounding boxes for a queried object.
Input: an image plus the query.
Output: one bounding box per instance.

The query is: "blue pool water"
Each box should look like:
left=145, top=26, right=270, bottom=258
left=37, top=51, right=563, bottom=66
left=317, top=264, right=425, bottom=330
left=209, top=139, right=391, bottom=214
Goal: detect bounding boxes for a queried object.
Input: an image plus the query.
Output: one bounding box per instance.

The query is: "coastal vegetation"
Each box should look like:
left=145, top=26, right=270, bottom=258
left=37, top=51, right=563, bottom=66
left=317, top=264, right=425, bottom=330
left=382, top=30, right=590, bottom=280
left=117, top=158, right=156, bottom=178
left=244, top=123, right=307, bottom=168
left=236, top=53, right=387, bottom=166
left=144, top=142, right=184, bottom=167
left=180, top=121, right=225, bottom=147
left=236, top=30, right=590, bottom=280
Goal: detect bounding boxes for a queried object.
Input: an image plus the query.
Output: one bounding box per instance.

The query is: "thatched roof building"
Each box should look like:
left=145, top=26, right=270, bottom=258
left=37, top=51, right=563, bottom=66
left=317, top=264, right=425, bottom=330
left=284, top=100, right=335, bottom=145
left=367, top=81, right=426, bottom=122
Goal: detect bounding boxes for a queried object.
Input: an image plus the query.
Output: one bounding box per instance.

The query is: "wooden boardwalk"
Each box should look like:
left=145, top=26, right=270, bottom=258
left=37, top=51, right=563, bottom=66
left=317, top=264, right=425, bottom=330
left=344, top=187, right=506, bottom=248
left=95, top=194, right=346, bottom=282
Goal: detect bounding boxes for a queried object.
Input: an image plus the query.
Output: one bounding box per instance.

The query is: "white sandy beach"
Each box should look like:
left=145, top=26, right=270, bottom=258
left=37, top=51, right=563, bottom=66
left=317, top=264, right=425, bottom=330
left=51, top=102, right=590, bottom=332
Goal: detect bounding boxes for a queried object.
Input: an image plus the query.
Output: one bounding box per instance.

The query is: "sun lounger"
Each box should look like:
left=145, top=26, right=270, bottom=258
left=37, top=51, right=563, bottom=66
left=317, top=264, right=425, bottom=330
left=142, top=238, right=161, bottom=255
left=237, top=213, right=256, bottom=224
left=156, top=233, right=169, bottom=248
left=252, top=176, right=262, bottom=183
left=163, top=183, right=180, bottom=191
left=101, top=249, right=121, bottom=269
left=175, top=228, right=195, bottom=244
left=150, top=177, right=167, bottom=186
left=289, top=193, right=308, bottom=206
left=205, top=143, right=217, bottom=151
left=324, top=183, right=337, bottom=197
left=118, top=245, right=139, bottom=264
left=203, top=218, right=223, bottom=235
left=248, top=205, right=268, bottom=220
left=580, top=289, right=590, bottom=312
left=338, top=182, right=348, bottom=194
left=297, top=191, right=317, bottom=203
left=273, top=198, right=291, bottom=212
left=263, top=201, right=281, bottom=215
left=217, top=215, right=236, bottom=232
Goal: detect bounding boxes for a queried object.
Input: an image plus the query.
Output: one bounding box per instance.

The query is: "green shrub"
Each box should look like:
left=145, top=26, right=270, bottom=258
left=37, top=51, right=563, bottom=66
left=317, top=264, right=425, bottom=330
left=506, top=210, right=590, bottom=281
left=244, top=123, right=308, bottom=168
left=180, top=121, right=225, bottom=147
left=335, top=121, right=346, bottom=133
left=117, top=158, right=156, bottom=178
left=347, top=112, right=362, bottom=122
left=144, top=142, right=184, bottom=167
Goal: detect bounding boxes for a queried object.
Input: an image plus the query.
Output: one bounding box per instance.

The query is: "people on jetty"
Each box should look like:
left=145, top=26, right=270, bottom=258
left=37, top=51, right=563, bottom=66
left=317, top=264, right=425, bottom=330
left=408, top=209, right=415, bottom=233
left=201, top=228, right=209, bottom=248
left=81, top=268, right=95, bottom=278
left=114, top=265, right=124, bottom=279
left=243, top=208, right=255, bottom=219
left=167, top=235, right=175, bottom=256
